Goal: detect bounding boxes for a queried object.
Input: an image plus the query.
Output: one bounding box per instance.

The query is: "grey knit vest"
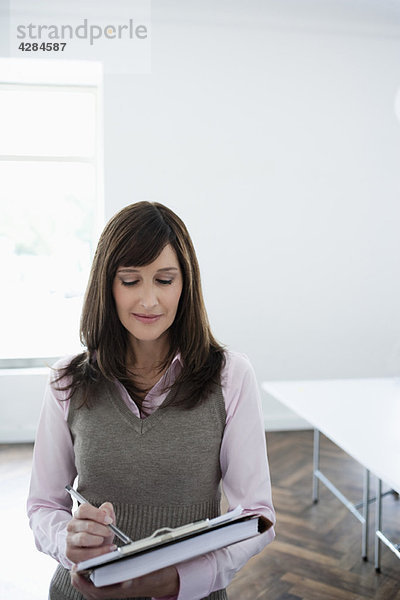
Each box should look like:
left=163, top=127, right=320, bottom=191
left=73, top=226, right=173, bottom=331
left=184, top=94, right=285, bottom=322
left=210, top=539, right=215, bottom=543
left=49, top=379, right=228, bottom=600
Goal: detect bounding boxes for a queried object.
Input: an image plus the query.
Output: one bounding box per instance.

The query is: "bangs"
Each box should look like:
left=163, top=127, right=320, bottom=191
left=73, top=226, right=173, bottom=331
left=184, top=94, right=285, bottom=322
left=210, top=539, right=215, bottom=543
left=111, top=208, right=176, bottom=270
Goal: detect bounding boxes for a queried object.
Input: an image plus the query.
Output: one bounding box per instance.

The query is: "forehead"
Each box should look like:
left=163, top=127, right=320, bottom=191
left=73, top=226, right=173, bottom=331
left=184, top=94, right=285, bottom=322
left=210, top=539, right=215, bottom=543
left=118, top=244, right=180, bottom=272
left=155, top=244, right=179, bottom=265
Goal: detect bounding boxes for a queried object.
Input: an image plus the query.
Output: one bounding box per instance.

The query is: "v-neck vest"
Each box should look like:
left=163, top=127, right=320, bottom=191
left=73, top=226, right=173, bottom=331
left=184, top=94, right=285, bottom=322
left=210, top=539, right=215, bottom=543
left=49, top=380, right=228, bottom=600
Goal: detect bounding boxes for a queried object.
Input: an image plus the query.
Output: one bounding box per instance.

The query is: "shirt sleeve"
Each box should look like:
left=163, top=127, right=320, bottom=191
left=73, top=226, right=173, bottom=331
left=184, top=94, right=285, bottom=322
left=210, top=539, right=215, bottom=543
left=26, top=360, right=77, bottom=569
left=163, top=351, right=276, bottom=600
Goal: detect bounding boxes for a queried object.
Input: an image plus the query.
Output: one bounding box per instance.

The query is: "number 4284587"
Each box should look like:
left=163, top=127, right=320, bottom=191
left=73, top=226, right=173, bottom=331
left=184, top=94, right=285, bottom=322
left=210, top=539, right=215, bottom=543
left=18, top=42, right=67, bottom=51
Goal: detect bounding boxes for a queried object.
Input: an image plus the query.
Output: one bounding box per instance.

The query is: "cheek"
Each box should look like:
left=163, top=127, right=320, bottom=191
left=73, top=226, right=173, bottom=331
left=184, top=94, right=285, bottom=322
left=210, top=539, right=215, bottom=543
left=112, top=285, right=129, bottom=314
left=111, top=281, right=119, bottom=304
left=171, top=287, right=183, bottom=312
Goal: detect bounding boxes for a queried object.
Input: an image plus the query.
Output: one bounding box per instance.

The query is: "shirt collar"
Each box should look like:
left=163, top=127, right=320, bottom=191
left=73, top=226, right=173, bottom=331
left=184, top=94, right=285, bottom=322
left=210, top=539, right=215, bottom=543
left=171, top=352, right=183, bottom=367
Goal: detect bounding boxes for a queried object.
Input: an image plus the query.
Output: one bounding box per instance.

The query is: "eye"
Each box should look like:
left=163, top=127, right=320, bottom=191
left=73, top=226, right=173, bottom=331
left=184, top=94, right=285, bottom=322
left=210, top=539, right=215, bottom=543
left=157, top=279, right=173, bottom=285
left=121, top=280, right=139, bottom=287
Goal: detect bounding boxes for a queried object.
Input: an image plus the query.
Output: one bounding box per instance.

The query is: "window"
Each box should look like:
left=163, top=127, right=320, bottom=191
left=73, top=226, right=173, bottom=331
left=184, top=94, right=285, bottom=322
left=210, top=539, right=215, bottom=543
left=0, top=58, right=103, bottom=367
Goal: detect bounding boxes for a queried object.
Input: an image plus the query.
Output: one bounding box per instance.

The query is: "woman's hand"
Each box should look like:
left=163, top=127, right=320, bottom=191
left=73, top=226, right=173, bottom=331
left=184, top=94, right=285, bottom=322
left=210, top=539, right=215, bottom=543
left=66, top=502, right=117, bottom=564
left=71, top=565, right=179, bottom=599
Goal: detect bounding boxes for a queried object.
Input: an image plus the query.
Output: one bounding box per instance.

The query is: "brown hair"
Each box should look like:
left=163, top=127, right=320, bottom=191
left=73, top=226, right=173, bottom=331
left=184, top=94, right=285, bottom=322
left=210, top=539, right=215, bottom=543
left=56, top=201, right=225, bottom=407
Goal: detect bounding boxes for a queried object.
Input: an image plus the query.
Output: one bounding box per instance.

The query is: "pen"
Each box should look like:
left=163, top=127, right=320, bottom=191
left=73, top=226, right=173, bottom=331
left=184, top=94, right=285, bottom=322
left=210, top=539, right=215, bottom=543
left=65, top=485, right=133, bottom=545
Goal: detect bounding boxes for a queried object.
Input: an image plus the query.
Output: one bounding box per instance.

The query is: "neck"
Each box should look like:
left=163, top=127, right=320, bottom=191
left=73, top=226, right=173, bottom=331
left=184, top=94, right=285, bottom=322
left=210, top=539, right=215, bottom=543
left=128, top=336, right=170, bottom=373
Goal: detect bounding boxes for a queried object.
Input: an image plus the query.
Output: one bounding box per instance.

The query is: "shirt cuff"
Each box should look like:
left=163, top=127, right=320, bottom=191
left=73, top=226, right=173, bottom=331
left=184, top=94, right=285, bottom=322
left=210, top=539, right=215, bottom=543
left=57, top=527, right=74, bottom=570
left=175, top=555, right=215, bottom=600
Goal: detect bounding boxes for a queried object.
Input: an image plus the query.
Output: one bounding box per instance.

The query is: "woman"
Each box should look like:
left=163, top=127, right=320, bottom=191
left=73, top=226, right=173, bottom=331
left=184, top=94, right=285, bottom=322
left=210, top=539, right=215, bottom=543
left=27, top=201, right=275, bottom=600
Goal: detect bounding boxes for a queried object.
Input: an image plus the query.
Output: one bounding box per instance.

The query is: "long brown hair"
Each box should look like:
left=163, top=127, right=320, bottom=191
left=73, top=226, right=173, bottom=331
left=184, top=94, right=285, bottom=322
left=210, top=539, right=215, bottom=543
left=56, top=201, right=225, bottom=407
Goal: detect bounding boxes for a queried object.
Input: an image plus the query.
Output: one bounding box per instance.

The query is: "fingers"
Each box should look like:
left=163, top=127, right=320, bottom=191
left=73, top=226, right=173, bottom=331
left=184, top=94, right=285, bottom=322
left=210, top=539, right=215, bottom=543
left=71, top=569, right=132, bottom=599
left=71, top=571, right=142, bottom=599
left=71, top=566, right=180, bottom=599
left=67, top=510, right=113, bottom=544
left=75, top=502, right=114, bottom=525
left=71, top=570, right=103, bottom=600
left=99, top=502, right=116, bottom=524
left=67, top=542, right=117, bottom=565
left=66, top=502, right=117, bottom=564
left=67, top=521, right=112, bottom=548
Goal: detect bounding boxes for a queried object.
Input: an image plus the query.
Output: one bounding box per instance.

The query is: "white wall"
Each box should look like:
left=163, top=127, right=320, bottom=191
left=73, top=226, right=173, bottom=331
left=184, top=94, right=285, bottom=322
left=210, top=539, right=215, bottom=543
left=2, top=0, right=400, bottom=439
left=0, top=370, right=48, bottom=442
left=103, top=0, right=400, bottom=428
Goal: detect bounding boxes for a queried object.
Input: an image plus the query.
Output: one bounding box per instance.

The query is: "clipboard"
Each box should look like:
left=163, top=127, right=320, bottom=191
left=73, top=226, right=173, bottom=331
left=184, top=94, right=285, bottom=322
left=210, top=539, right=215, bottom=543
left=77, top=506, right=273, bottom=586
left=116, top=504, right=244, bottom=557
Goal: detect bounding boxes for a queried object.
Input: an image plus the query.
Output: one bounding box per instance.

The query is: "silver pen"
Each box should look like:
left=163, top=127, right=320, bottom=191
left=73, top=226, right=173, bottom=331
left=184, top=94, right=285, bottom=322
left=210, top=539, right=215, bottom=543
left=65, top=485, right=133, bottom=545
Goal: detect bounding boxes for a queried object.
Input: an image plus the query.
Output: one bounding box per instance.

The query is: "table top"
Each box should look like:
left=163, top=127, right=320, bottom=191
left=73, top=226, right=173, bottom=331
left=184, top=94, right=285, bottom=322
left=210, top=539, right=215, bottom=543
left=262, top=378, right=400, bottom=493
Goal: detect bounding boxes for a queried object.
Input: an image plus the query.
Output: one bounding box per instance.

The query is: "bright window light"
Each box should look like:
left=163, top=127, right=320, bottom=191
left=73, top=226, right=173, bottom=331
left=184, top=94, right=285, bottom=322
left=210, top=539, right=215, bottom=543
left=0, top=89, right=96, bottom=156
left=0, top=59, right=103, bottom=366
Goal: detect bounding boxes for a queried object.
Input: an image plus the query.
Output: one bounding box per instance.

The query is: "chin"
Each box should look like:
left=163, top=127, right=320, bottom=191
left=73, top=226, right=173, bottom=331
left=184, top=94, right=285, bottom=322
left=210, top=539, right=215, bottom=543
left=132, top=330, right=167, bottom=342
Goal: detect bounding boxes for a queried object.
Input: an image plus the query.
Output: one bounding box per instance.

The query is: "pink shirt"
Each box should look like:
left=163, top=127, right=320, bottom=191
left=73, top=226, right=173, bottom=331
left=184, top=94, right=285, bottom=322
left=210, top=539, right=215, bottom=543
left=27, top=350, right=276, bottom=600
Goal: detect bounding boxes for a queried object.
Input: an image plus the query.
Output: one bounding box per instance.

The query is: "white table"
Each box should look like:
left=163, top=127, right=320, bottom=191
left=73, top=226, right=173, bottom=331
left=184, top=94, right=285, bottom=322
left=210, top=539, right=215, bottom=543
left=262, top=378, right=400, bottom=570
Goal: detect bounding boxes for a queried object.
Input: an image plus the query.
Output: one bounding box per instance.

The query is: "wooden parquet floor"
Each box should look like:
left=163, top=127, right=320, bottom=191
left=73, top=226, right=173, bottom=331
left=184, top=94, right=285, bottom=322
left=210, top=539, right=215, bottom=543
left=227, top=430, right=400, bottom=600
left=1, top=431, right=399, bottom=599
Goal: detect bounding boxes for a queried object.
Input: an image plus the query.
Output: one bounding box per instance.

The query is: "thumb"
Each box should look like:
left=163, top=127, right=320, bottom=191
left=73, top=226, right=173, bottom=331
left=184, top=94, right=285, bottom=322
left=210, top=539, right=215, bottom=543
left=99, top=501, right=115, bottom=523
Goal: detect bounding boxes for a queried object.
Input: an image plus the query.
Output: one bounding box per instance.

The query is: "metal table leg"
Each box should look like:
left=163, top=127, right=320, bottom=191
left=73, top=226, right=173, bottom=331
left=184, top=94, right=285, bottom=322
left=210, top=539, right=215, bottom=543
left=362, top=468, right=370, bottom=561
left=311, top=429, right=370, bottom=561
left=374, top=478, right=400, bottom=570
left=312, top=428, right=320, bottom=503
left=375, top=478, right=382, bottom=572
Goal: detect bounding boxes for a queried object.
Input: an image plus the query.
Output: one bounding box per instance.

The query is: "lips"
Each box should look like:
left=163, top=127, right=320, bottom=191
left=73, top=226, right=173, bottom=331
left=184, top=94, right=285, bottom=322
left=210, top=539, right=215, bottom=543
left=132, top=313, right=162, bottom=323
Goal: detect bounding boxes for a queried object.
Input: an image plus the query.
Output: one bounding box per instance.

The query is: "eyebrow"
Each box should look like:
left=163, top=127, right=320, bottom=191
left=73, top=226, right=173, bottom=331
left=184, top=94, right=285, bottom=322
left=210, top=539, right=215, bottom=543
left=117, top=267, right=179, bottom=274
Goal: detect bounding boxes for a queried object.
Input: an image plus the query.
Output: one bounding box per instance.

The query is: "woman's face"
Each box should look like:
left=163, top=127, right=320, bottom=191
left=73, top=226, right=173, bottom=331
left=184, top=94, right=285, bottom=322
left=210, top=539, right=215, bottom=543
left=112, top=244, right=183, bottom=349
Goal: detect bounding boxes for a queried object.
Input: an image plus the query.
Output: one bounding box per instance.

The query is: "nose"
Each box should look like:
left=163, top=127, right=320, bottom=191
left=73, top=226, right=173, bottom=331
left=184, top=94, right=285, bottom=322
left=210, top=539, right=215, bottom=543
left=139, top=283, right=158, bottom=309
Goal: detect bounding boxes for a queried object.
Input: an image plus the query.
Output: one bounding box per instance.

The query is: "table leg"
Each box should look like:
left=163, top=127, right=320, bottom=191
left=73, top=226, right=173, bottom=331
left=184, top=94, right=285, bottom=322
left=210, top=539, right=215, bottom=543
left=375, top=478, right=382, bottom=572
left=362, top=468, right=370, bottom=561
left=312, top=429, right=320, bottom=503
